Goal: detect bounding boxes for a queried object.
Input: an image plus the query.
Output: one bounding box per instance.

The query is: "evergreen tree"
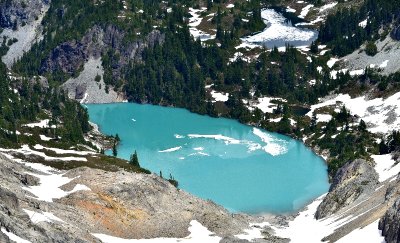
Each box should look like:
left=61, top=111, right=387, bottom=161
left=129, top=150, right=140, bottom=167
left=112, top=142, right=118, bottom=157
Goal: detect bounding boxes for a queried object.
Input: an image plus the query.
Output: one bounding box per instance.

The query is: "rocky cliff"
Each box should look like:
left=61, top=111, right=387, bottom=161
left=379, top=196, right=400, bottom=243
left=41, top=25, right=164, bottom=77
left=0, top=0, right=48, bottom=28
left=315, top=159, right=379, bottom=219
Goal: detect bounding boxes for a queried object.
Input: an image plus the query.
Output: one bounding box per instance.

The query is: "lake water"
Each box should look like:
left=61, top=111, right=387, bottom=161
left=86, top=103, right=329, bottom=214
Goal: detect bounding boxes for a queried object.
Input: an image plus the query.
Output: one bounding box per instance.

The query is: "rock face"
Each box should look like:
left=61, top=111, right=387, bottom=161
left=0, top=0, right=48, bottom=28
left=391, top=25, right=400, bottom=41
left=379, top=197, right=400, bottom=243
left=315, top=159, right=379, bottom=219
left=41, top=25, right=164, bottom=78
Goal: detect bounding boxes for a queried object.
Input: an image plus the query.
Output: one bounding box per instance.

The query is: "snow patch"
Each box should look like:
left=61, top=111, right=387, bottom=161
left=210, top=90, right=229, bottom=102
left=319, top=2, right=337, bottom=12
left=1, top=227, right=31, bottom=243
left=242, top=9, right=315, bottom=45
left=245, top=97, right=287, bottom=113
left=316, top=114, right=333, bottom=123
left=372, top=154, right=400, bottom=182
left=327, top=58, right=339, bottom=68
left=307, top=92, right=400, bottom=134
left=92, top=220, right=221, bottom=243
left=299, top=4, right=313, bottom=18
left=23, top=209, right=64, bottom=224
left=358, top=18, right=368, bottom=28
left=336, top=220, right=385, bottom=243
left=39, top=134, right=52, bottom=141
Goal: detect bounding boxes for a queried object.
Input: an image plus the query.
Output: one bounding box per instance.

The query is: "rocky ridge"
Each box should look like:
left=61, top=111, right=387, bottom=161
left=0, top=153, right=286, bottom=242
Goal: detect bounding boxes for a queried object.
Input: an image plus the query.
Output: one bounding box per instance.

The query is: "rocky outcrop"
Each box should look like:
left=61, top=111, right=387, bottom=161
left=315, top=159, right=379, bottom=219
left=379, top=197, right=400, bottom=243
left=40, top=25, right=164, bottom=78
left=0, top=0, right=48, bottom=28
left=391, top=25, right=400, bottom=41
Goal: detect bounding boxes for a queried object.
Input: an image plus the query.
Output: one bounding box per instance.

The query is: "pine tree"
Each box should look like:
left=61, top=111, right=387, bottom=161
left=129, top=150, right=140, bottom=167
left=112, top=142, right=118, bottom=157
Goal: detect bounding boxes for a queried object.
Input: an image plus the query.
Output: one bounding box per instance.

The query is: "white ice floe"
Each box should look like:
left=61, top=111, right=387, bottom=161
left=242, top=9, right=315, bottom=44
left=23, top=209, right=64, bottom=224
left=158, top=146, right=182, bottom=153
left=372, top=154, right=400, bottom=182
left=188, top=134, right=241, bottom=144
left=299, top=4, right=313, bottom=18
left=307, top=92, right=400, bottom=134
left=210, top=90, right=229, bottom=102
left=336, top=220, right=385, bottom=243
left=188, top=129, right=288, bottom=156
left=252, top=128, right=288, bottom=156
left=33, top=144, right=96, bottom=156
left=92, top=220, right=221, bottom=243
left=188, top=152, right=210, bottom=157
left=1, top=227, right=31, bottom=243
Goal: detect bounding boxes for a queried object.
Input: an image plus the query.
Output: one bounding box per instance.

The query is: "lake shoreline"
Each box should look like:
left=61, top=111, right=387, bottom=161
left=85, top=101, right=330, bottom=216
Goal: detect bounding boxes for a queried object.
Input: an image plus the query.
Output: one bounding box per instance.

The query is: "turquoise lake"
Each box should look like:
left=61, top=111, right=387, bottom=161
left=86, top=103, right=329, bottom=214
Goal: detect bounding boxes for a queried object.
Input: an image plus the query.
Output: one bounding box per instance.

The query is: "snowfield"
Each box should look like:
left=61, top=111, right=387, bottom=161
left=241, top=9, right=316, bottom=44
left=236, top=194, right=385, bottom=243
left=307, top=92, right=400, bottom=134
left=372, top=154, right=400, bottom=182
